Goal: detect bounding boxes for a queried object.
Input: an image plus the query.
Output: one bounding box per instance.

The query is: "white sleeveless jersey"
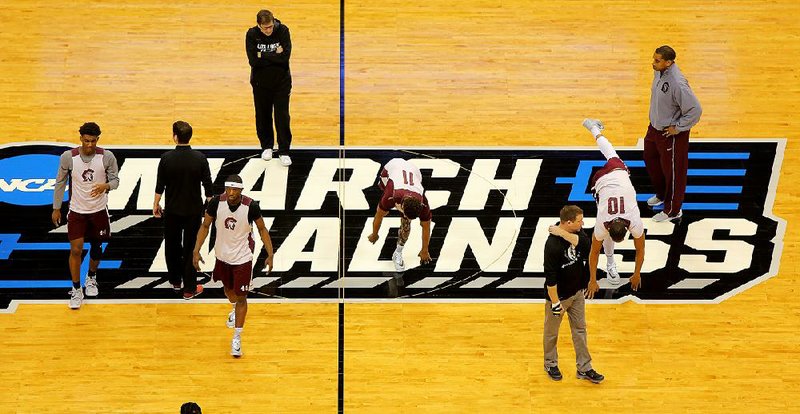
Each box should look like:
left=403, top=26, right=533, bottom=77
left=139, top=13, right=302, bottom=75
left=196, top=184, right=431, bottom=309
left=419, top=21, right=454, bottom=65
left=69, top=148, right=108, bottom=214
left=593, top=170, right=644, bottom=240
left=214, top=195, right=256, bottom=265
left=380, top=158, right=424, bottom=195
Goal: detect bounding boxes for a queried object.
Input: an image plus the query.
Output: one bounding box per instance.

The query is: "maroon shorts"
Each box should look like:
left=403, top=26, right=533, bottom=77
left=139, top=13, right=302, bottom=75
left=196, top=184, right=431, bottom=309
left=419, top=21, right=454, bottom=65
left=67, top=209, right=111, bottom=241
left=590, top=157, right=628, bottom=189
left=213, top=259, right=253, bottom=295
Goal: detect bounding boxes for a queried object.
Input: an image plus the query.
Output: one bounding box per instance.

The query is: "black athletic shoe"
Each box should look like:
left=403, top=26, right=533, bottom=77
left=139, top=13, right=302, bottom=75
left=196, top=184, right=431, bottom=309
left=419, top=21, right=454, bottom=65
left=545, top=365, right=562, bottom=381
left=577, top=369, right=605, bottom=383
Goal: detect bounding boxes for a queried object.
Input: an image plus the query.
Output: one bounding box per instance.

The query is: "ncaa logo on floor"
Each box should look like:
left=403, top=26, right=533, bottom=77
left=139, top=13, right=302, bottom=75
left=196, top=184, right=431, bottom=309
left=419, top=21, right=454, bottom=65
left=0, top=140, right=786, bottom=309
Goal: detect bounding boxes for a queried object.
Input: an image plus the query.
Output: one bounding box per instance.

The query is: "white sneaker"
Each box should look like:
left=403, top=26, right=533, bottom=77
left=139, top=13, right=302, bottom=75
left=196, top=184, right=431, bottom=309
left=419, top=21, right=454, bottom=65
left=226, top=310, right=235, bottom=329
left=279, top=154, right=292, bottom=166
left=261, top=149, right=273, bottom=161
left=231, top=336, right=242, bottom=357
left=652, top=210, right=683, bottom=222
left=582, top=118, right=604, bottom=132
left=606, top=263, right=621, bottom=285
left=392, top=250, right=405, bottom=273
left=69, top=287, right=84, bottom=309
left=84, top=275, right=98, bottom=297
left=647, top=195, right=663, bottom=207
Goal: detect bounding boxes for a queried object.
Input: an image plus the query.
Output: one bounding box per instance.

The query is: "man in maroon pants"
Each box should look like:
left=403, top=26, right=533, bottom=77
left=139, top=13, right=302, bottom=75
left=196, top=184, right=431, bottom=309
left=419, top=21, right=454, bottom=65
left=644, top=45, right=702, bottom=222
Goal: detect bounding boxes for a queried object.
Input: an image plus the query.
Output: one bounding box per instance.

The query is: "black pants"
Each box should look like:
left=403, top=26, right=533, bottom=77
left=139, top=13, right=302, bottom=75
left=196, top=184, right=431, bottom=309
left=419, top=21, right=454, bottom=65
left=252, top=76, right=292, bottom=154
left=164, top=212, right=201, bottom=294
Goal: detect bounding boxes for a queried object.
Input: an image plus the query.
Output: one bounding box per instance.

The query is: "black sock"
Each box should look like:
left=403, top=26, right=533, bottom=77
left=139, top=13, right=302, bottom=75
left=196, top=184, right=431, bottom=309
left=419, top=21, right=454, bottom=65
left=88, top=270, right=97, bottom=278
left=72, top=281, right=81, bottom=289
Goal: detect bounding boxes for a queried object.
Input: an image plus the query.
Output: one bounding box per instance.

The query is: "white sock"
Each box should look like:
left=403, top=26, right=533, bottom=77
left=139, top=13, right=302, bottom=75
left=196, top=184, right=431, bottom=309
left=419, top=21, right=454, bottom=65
left=395, top=244, right=404, bottom=254
left=234, top=328, right=243, bottom=338
left=606, top=254, right=615, bottom=267
left=590, top=125, right=603, bottom=137
left=602, top=238, right=616, bottom=265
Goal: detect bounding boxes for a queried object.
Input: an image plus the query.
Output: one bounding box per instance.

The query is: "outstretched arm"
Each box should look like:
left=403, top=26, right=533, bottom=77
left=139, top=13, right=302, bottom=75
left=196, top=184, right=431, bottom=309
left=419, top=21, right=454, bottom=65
left=548, top=225, right=578, bottom=247
left=368, top=207, right=390, bottom=243
left=418, top=219, right=431, bottom=264
left=255, top=217, right=274, bottom=274
left=586, top=236, right=603, bottom=299
left=630, top=233, right=645, bottom=291
left=192, top=213, right=214, bottom=271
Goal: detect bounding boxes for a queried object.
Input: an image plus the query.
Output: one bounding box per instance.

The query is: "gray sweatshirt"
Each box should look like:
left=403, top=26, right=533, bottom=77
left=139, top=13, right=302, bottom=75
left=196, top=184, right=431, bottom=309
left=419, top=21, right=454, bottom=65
left=649, top=63, right=702, bottom=131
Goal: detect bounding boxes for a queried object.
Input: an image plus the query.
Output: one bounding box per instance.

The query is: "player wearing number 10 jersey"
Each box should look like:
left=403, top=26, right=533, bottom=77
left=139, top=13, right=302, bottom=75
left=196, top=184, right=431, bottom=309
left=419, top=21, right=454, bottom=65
left=367, top=158, right=433, bottom=272
left=582, top=119, right=645, bottom=298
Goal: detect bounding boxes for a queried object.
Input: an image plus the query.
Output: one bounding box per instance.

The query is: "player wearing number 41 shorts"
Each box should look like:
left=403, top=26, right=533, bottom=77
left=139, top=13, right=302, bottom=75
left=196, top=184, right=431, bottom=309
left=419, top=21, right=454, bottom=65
left=192, top=175, right=274, bottom=357
left=581, top=119, right=645, bottom=298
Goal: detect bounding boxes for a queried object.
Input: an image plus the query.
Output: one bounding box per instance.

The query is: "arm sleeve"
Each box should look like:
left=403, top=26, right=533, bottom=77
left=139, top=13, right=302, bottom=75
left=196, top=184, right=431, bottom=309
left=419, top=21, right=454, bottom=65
left=205, top=196, right=219, bottom=218
left=262, top=26, right=292, bottom=65
left=104, top=150, right=120, bottom=191
left=674, top=80, right=702, bottom=131
left=418, top=194, right=432, bottom=221
left=248, top=200, right=263, bottom=223
left=543, top=238, right=560, bottom=287
left=200, top=155, right=213, bottom=198
left=155, top=156, right=166, bottom=195
left=52, top=152, right=72, bottom=209
left=245, top=29, right=270, bottom=69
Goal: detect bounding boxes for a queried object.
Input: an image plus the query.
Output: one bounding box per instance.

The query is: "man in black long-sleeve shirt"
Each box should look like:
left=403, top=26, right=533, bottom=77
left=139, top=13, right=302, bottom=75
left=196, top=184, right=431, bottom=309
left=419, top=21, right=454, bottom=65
left=153, top=121, right=214, bottom=299
left=246, top=9, right=293, bottom=167
left=542, top=205, right=604, bottom=384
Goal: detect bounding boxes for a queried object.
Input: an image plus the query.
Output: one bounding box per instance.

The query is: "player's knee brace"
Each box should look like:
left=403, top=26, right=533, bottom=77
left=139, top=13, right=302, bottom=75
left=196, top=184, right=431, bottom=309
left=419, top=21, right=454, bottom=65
left=89, top=242, right=103, bottom=261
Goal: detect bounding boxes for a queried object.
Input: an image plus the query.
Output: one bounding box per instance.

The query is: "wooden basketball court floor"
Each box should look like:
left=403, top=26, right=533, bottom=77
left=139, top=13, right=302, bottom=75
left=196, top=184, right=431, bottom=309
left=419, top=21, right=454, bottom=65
left=1, top=0, right=799, bottom=412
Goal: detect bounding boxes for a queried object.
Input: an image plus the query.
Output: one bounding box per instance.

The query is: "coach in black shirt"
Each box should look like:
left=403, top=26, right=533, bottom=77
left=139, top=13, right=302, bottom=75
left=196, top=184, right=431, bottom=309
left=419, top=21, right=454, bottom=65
left=153, top=121, right=213, bottom=299
left=542, top=205, right=604, bottom=384
left=246, top=9, right=293, bottom=167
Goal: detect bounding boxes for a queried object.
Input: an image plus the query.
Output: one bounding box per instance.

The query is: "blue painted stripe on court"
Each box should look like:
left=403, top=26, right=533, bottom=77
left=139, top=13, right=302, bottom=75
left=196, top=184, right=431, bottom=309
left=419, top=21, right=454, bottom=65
left=0, top=243, right=119, bottom=289
left=685, top=186, right=743, bottom=193
left=688, top=169, right=747, bottom=176
left=652, top=203, right=739, bottom=211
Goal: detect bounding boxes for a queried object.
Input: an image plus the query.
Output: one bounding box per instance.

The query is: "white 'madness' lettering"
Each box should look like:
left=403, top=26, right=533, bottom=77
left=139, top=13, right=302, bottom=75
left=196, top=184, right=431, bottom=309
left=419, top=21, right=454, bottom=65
left=436, top=217, right=524, bottom=272
left=523, top=217, right=673, bottom=273
left=349, top=217, right=436, bottom=272
left=679, top=218, right=756, bottom=273
left=272, top=217, right=340, bottom=271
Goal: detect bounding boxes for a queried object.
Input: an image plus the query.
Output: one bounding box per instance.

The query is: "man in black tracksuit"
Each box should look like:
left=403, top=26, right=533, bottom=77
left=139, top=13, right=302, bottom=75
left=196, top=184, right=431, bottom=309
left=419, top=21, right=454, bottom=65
left=246, top=9, right=293, bottom=166
left=153, top=121, right=214, bottom=299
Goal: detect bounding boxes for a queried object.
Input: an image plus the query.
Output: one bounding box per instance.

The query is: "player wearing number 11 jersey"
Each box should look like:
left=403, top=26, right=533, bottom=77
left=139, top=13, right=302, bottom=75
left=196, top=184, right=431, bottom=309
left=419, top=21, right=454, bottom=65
left=582, top=119, right=645, bottom=298
left=367, top=158, right=433, bottom=272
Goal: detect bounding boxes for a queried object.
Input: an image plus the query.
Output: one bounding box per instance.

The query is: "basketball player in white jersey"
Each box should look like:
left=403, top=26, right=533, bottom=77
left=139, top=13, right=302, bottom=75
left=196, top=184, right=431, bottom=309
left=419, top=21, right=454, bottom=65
left=52, top=122, right=120, bottom=309
left=582, top=119, right=644, bottom=299
left=367, top=158, right=432, bottom=272
left=193, top=175, right=274, bottom=357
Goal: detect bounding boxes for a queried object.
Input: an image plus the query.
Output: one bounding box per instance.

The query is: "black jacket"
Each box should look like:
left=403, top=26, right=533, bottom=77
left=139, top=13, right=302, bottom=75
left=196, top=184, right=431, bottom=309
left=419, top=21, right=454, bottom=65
left=543, top=229, right=590, bottom=300
left=245, top=19, right=292, bottom=87
left=155, top=146, right=213, bottom=217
